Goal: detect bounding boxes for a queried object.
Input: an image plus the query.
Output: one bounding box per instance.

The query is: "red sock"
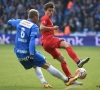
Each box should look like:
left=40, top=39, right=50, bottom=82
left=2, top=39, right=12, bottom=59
left=66, top=46, right=79, bottom=63
left=61, top=62, right=72, bottom=78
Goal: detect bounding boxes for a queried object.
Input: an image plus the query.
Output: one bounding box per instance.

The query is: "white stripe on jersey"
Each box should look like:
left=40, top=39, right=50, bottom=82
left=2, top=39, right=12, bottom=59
left=19, top=20, right=34, bottom=28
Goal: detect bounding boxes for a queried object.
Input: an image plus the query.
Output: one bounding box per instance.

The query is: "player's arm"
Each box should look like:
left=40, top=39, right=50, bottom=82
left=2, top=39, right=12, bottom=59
left=29, top=35, right=35, bottom=60
left=29, top=36, right=35, bottom=55
left=40, top=16, right=58, bottom=31
left=40, top=24, right=59, bottom=31
left=7, top=19, right=21, bottom=27
left=29, top=26, right=39, bottom=55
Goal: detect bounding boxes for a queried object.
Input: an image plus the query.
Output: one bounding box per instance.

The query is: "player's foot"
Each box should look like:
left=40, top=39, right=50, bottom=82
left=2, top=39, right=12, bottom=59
left=43, top=83, right=52, bottom=88
left=77, top=57, right=90, bottom=68
left=65, top=75, right=79, bottom=86
left=71, top=80, right=83, bottom=85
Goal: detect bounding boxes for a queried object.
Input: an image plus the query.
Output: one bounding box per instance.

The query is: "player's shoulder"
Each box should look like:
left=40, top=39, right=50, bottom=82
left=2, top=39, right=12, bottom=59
left=32, top=23, right=38, bottom=29
left=19, top=19, right=34, bottom=28
left=31, top=24, right=39, bottom=33
left=31, top=23, right=39, bottom=31
left=41, top=15, right=49, bottom=20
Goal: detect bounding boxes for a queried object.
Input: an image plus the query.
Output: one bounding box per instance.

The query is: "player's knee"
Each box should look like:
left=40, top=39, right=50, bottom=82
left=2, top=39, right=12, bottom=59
left=33, top=66, right=37, bottom=68
left=60, top=41, right=71, bottom=48
left=57, top=55, right=66, bottom=63
left=60, top=56, right=66, bottom=63
left=42, top=62, right=50, bottom=69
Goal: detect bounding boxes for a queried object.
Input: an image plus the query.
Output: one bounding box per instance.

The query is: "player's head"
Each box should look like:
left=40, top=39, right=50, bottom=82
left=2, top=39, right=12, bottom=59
left=28, top=9, right=39, bottom=23
left=44, top=2, right=55, bottom=17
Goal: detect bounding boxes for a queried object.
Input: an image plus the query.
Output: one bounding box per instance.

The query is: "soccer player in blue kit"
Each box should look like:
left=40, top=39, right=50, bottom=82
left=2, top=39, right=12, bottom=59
left=8, top=9, right=79, bottom=88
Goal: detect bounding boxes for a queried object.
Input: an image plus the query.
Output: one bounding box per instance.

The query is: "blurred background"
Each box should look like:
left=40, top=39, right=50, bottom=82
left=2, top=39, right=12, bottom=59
left=0, top=0, right=100, bottom=46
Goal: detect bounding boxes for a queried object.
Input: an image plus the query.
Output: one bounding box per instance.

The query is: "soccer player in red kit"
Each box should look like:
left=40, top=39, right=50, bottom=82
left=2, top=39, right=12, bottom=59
left=40, top=2, right=90, bottom=85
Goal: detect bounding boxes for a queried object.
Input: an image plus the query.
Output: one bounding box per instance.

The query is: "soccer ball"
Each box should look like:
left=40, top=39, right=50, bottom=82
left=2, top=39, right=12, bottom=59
left=75, top=68, right=87, bottom=79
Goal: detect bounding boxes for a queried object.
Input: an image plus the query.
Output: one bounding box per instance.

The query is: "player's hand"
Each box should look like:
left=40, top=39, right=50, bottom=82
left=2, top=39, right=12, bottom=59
left=29, top=54, right=34, bottom=62
left=53, top=25, right=59, bottom=30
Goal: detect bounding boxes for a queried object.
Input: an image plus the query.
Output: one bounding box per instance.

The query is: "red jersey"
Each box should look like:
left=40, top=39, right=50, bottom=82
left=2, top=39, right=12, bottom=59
left=40, top=15, right=63, bottom=59
left=41, top=15, right=54, bottom=41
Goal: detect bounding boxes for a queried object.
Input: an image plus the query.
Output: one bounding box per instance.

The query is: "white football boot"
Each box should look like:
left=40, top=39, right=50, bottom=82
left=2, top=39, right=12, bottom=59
left=77, top=57, right=90, bottom=68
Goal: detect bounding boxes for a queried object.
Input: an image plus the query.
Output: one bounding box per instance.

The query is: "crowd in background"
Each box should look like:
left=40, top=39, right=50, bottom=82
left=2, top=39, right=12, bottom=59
left=63, top=0, right=100, bottom=35
left=0, top=0, right=100, bottom=35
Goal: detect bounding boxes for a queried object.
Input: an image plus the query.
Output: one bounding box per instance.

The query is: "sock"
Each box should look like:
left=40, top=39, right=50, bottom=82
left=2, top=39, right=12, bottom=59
left=77, top=60, right=80, bottom=64
left=35, top=67, right=47, bottom=84
left=47, top=65, right=68, bottom=82
left=66, top=46, right=80, bottom=63
left=61, top=62, right=72, bottom=78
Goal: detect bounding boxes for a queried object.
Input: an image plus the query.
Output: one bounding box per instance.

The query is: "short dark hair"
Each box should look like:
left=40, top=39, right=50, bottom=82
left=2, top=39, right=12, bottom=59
left=28, top=9, right=39, bottom=19
left=44, top=2, right=55, bottom=10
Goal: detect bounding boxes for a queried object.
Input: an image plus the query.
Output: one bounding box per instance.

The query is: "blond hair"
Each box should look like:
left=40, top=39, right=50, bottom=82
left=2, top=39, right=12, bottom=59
left=28, top=9, right=39, bottom=19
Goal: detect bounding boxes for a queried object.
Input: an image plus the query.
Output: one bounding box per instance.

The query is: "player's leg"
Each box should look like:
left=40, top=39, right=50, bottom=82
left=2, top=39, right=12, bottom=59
left=34, top=66, right=52, bottom=88
left=44, top=38, right=83, bottom=85
left=45, top=48, right=72, bottom=78
left=56, top=54, right=72, bottom=78
left=34, top=66, right=48, bottom=85
left=42, top=38, right=82, bottom=85
left=42, top=62, right=79, bottom=86
left=34, top=52, right=68, bottom=82
left=59, top=41, right=90, bottom=68
left=42, top=62, right=68, bottom=81
left=34, top=52, right=78, bottom=86
left=42, top=39, right=72, bottom=78
left=33, top=52, right=52, bottom=88
left=17, top=55, right=51, bottom=88
left=53, top=49, right=83, bottom=85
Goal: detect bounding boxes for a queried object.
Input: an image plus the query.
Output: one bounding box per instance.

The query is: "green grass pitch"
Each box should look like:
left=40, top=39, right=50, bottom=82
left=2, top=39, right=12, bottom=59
left=0, top=45, right=100, bottom=90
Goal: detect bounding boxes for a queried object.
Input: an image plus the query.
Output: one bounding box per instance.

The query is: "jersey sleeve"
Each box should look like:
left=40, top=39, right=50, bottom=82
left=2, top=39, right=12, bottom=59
left=7, top=19, right=21, bottom=27
left=41, top=16, right=49, bottom=26
left=29, top=25, right=39, bottom=55
left=29, top=36, right=35, bottom=55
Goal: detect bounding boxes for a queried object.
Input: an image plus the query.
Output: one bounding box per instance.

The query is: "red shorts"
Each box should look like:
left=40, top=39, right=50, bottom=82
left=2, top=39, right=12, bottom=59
left=42, top=37, right=64, bottom=59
